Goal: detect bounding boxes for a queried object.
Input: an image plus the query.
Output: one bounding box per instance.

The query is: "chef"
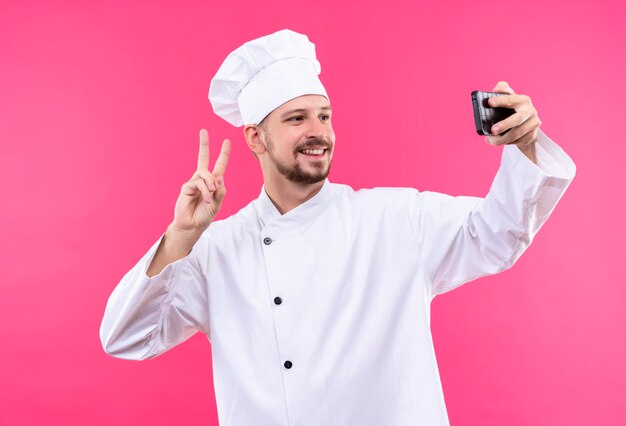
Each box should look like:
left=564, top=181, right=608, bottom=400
left=100, top=29, right=576, bottom=425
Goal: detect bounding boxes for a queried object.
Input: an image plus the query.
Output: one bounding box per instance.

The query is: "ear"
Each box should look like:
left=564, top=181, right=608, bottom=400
left=243, top=124, right=267, bottom=155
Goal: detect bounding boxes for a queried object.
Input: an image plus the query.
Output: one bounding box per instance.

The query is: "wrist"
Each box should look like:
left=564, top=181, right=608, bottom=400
left=164, top=224, right=204, bottom=255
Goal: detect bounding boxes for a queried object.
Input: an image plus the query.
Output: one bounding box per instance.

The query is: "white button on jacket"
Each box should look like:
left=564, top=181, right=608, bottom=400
left=100, top=130, right=576, bottom=426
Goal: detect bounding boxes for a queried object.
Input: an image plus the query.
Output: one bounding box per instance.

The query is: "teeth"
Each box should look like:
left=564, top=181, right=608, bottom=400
left=301, top=149, right=324, bottom=155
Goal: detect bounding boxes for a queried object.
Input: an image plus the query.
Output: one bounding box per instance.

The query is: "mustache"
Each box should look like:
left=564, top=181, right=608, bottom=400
left=294, top=138, right=332, bottom=152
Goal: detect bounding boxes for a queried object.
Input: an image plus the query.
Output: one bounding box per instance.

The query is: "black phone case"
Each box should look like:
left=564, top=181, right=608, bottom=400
left=471, top=91, right=515, bottom=136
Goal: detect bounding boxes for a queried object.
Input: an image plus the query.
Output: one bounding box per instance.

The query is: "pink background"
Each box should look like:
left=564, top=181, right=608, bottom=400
left=2, top=0, right=625, bottom=425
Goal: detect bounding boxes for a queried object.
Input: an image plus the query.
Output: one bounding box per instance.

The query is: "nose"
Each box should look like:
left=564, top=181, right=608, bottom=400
left=305, top=117, right=328, bottom=140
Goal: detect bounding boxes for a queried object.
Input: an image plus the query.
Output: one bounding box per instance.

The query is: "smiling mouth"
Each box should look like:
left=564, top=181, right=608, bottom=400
left=298, top=148, right=328, bottom=158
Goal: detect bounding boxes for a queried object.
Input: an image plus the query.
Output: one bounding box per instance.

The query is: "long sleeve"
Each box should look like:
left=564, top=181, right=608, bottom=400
left=410, top=129, right=576, bottom=297
left=99, top=233, right=210, bottom=360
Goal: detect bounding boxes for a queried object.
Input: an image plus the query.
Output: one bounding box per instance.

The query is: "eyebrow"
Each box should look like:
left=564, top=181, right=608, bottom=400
left=280, top=106, right=332, bottom=119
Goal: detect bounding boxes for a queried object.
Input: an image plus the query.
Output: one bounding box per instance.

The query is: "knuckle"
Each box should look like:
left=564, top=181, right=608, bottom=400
left=199, top=169, right=214, bottom=182
left=196, top=177, right=209, bottom=189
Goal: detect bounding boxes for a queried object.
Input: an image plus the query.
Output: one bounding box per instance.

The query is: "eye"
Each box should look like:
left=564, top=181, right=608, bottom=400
left=320, top=114, right=331, bottom=121
left=288, top=116, right=304, bottom=122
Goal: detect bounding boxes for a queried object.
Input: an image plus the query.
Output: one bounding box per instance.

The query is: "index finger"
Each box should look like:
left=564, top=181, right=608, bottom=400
left=212, top=139, right=231, bottom=177
left=198, top=129, right=209, bottom=170
left=488, top=93, right=520, bottom=109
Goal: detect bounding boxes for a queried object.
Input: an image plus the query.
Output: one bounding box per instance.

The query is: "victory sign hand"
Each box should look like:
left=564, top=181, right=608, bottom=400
left=171, top=129, right=231, bottom=233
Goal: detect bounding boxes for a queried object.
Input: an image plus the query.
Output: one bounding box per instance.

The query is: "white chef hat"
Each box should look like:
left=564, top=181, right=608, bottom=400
left=208, top=29, right=329, bottom=127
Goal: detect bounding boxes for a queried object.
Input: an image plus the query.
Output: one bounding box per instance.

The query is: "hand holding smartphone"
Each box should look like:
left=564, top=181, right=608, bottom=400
left=471, top=91, right=515, bottom=136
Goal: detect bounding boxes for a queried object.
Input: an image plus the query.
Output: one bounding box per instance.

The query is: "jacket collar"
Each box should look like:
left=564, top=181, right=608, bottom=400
left=255, top=179, right=333, bottom=230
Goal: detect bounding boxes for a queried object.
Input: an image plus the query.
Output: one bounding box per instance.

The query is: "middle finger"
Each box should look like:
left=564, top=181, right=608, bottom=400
left=491, top=108, right=532, bottom=136
left=487, top=115, right=540, bottom=146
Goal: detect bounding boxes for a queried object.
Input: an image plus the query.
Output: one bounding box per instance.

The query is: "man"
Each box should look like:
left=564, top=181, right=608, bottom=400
left=100, top=29, right=575, bottom=425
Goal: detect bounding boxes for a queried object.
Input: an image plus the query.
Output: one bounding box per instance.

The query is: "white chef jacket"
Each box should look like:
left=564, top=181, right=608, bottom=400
left=100, top=130, right=575, bottom=426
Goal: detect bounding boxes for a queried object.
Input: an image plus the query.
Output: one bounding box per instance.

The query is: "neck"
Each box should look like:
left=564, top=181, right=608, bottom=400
left=263, top=176, right=326, bottom=215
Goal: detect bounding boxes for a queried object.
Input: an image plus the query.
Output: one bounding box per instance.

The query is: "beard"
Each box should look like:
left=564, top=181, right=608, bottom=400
left=263, top=133, right=333, bottom=185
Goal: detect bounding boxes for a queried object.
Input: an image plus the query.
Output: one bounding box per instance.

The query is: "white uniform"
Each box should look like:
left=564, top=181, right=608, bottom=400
left=100, top=130, right=575, bottom=426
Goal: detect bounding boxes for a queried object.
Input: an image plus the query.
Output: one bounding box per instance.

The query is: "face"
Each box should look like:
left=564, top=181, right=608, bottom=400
left=257, top=95, right=335, bottom=185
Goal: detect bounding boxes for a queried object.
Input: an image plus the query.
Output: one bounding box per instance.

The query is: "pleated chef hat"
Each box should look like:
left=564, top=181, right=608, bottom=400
left=208, top=29, right=329, bottom=127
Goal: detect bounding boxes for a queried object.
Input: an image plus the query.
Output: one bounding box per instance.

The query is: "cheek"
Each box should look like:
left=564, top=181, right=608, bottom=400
left=327, top=126, right=336, bottom=141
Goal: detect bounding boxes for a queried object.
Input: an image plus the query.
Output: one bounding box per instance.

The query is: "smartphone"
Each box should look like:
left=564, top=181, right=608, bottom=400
left=471, top=91, right=515, bottom=136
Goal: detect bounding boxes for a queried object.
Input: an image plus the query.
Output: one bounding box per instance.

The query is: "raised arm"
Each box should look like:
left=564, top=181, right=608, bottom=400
left=100, top=129, right=230, bottom=360
left=412, top=82, right=575, bottom=296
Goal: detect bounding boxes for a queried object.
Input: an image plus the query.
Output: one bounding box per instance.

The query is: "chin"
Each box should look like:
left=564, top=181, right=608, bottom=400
left=289, top=167, right=330, bottom=185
